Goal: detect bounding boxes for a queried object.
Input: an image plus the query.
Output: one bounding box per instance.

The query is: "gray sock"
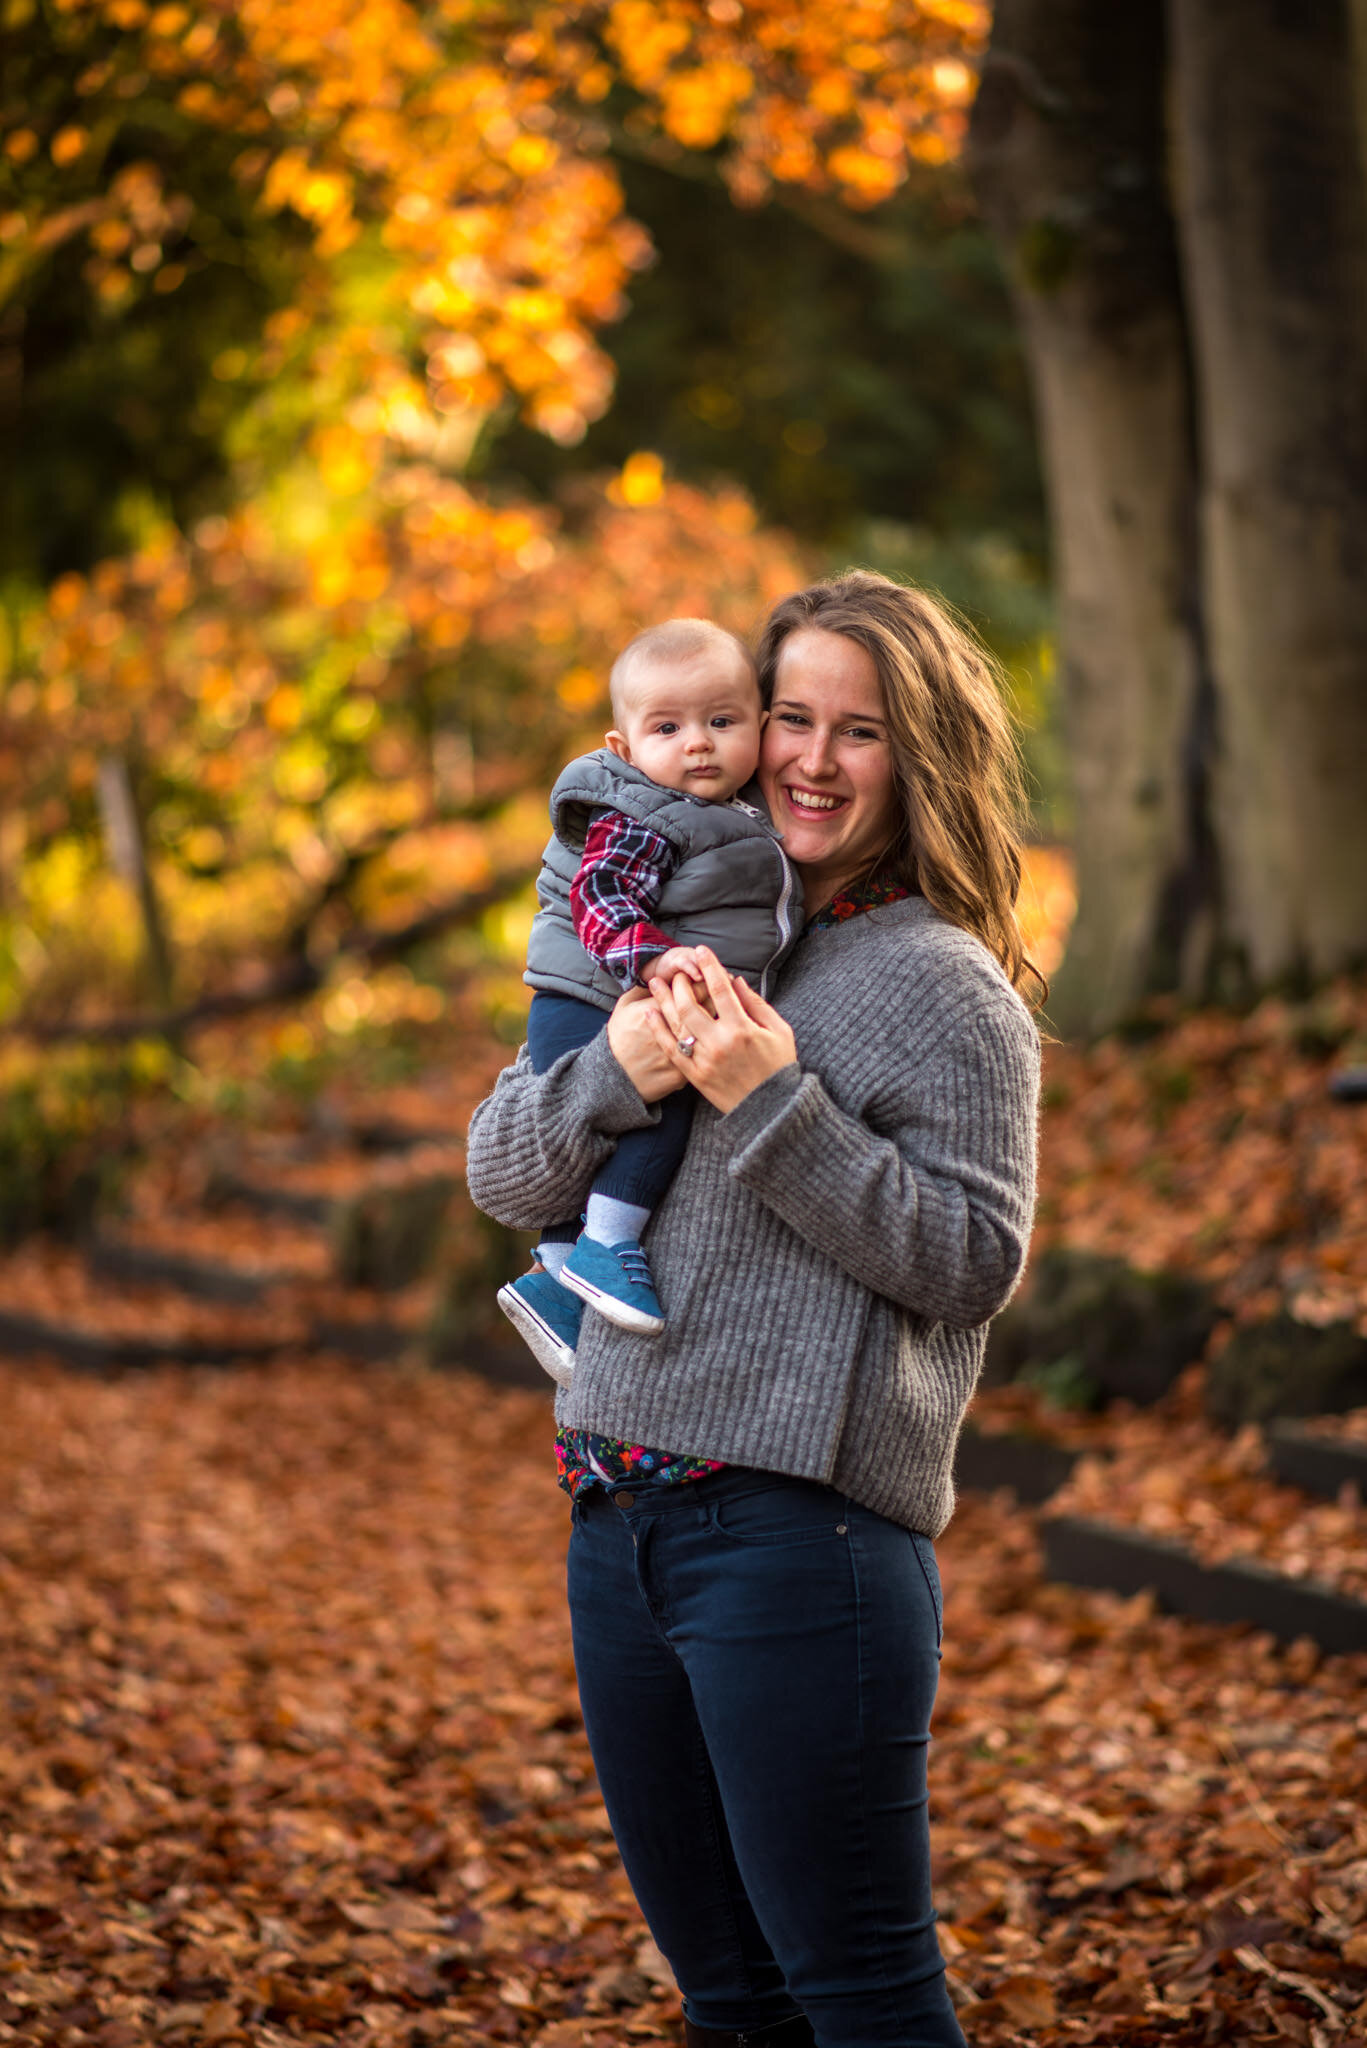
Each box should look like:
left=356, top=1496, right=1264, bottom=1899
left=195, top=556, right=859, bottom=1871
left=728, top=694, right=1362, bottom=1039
left=536, top=1241, right=573, bottom=1280
left=583, top=1195, right=651, bottom=1248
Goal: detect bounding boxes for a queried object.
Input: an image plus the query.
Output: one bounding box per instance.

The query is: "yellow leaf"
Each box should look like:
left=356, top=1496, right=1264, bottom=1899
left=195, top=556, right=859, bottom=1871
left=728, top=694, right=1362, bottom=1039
left=613, top=450, right=665, bottom=507
left=506, top=133, right=557, bottom=177
left=826, top=144, right=903, bottom=206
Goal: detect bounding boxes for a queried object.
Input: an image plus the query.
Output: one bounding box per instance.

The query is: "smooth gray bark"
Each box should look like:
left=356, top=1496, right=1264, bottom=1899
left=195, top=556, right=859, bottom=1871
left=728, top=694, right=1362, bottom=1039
left=1170, top=0, right=1367, bottom=986
left=969, top=1, right=1216, bottom=1033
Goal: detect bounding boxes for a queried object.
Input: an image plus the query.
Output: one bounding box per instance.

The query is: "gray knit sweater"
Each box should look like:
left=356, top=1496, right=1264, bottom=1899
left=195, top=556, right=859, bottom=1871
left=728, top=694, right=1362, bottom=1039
left=465, top=896, right=1040, bottom=1535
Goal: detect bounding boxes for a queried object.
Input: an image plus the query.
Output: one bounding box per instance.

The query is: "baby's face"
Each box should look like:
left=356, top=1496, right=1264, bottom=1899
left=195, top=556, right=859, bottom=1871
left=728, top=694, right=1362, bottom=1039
left=607, top=651, right=765, bottom=802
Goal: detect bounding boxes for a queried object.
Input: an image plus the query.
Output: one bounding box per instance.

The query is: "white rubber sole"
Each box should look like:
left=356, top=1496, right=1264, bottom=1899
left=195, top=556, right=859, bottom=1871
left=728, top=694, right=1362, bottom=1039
left=559, top=1265, right=665, bottom=1335
left=496, top=1284, right=576, bottom=1389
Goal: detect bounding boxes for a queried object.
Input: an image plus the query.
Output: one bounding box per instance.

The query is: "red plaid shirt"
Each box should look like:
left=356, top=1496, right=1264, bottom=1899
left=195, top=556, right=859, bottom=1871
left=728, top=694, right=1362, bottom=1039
left=569, top=810, right=681, bottom=988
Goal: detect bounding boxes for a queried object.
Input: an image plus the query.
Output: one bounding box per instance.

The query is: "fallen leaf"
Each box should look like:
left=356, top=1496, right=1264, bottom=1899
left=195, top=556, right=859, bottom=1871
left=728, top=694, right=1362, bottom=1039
left=993, top=1971, right=1057, bottom=2025
left=340, top=1898, right=449, bottom=1935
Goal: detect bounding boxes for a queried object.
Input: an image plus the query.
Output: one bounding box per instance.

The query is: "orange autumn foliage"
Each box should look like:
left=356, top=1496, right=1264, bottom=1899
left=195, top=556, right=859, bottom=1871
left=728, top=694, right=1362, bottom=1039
left=5, top=468, right=811, bottom=1017
left=1, top=3, right=992, bottom=1019
left=6, top=1, right=985, bottom=452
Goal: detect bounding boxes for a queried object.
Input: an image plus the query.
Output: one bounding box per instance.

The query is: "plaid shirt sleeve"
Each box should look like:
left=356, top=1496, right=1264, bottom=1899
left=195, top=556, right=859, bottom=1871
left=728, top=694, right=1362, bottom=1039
left=570, top=809, right=681, bottom=988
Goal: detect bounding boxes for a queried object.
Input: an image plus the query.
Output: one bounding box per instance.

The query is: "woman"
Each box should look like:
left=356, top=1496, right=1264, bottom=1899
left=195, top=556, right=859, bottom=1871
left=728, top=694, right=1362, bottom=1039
left=466, top=571, right=1042, bottom=2048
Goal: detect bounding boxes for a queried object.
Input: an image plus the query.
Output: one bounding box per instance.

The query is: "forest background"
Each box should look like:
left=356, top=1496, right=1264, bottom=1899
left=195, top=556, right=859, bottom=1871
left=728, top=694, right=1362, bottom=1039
left=2, top=0, right=1066, bottom=1115
left=4, top=6, right=1367, bottom=2046
left=6, top=0, right=1364, bottom=1101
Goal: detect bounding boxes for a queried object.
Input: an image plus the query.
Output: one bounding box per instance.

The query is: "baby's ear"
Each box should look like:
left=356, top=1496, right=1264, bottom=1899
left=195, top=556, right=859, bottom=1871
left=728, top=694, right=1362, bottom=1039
left=604, top=729, right=632, bottom=762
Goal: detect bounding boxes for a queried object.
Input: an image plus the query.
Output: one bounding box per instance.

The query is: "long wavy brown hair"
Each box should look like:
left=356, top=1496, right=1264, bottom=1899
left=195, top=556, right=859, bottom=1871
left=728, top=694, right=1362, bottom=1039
left=757, top=569, right=1046, bottom=1003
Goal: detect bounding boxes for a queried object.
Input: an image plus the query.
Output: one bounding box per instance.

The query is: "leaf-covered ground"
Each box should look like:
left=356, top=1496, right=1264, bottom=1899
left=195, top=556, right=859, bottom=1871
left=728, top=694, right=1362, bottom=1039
left=2, top=1358, right=1364, bottom=2047
left=966, top=1371, right=1367, bottom=1603
left=1035, top=975, right=1367, bottom=1335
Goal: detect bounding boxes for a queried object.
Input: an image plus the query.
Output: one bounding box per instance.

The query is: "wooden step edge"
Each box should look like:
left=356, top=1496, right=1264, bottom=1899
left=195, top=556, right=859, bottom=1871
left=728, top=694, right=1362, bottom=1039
left=0, top=1308, right=288, bottom=1373
left=85, top=1234, right=295, bottom=1304
left=955, top=1424, right=1081, bottom=1505
left=203, top=1170, right=337, bottom=1225
left=203, top=1162, right=467, bottom=1228
left=0, top=1304, right=426, bottom=1373
left=1040, top=1513, right=1367, bottom=1655
left=1265, top=1420, right=1367, bottom=1500
left=0, top=1307, right=556, bottom=1381
left=311, top=1111, right=461, bottom=1154
left=310, top=1316, right=417, bottom=1362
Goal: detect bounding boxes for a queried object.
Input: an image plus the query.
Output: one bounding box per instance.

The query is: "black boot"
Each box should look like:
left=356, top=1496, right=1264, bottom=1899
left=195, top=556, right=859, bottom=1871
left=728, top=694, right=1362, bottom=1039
left=683, top=2015, right=817, bottom=2048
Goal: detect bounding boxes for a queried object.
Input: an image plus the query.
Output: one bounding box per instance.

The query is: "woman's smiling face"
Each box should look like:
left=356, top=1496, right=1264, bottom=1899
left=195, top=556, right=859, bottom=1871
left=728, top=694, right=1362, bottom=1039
left=758, top=627, right=900, bottom=912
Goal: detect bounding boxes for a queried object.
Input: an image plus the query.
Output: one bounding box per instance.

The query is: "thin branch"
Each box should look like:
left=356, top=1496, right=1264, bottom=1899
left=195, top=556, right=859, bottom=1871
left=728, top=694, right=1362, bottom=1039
left=605, top=124, right=912, bottom=269
left=280, top=780, right=547, bottom=960
left=765, top=184, right=914, bottom=269
left=974, top=49, right=1072, bottom=124
left=8, top=868, right=532, bottom=1047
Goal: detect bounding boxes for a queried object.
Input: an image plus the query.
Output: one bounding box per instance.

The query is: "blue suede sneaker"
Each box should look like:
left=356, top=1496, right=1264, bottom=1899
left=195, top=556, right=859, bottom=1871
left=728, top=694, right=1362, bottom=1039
left=496, top=1269, right=582, bottom=1389
left=560, top=1235, right=665, bottom=1335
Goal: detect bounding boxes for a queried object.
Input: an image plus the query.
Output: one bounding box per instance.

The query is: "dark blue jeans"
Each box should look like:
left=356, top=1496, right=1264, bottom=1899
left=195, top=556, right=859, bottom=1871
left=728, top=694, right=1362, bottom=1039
left=527, top=991, right=696, bottom=1243
left=567, top=1468, right=965, bottom=2048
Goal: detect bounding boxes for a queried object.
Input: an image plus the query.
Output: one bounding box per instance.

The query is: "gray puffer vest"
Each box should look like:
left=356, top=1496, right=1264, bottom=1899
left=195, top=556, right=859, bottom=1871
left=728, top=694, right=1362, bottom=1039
left=524, top=750, right=801, bottom=1013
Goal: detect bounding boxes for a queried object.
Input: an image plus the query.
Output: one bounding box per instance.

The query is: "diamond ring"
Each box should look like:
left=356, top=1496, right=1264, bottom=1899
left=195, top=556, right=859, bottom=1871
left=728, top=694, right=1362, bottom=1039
left=676, top=1034, right=697, bottom=1058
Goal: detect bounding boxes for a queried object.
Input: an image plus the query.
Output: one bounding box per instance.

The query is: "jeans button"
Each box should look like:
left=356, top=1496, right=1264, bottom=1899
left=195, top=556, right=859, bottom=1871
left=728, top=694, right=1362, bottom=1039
left=613, top=1490, right=634, bottom=1508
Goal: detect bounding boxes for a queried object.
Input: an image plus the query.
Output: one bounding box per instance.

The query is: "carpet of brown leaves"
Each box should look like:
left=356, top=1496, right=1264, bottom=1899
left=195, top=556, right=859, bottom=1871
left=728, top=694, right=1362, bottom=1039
left=2, top=1359, right=1365, bottom=2047
left=970, top=1374, right=1367, bottom=1604
left=1036, top=977, right=1367, bottom=1335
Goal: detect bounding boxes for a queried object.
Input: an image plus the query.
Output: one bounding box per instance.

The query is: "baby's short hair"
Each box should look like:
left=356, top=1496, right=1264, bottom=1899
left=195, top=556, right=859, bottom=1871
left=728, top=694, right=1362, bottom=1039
left=610, top=618, right=758, bottom=726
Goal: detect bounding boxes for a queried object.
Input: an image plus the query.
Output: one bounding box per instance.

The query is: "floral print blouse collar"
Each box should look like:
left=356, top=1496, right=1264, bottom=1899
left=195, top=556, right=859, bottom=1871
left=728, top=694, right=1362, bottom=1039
left=807, top=864, right=912, bottom=930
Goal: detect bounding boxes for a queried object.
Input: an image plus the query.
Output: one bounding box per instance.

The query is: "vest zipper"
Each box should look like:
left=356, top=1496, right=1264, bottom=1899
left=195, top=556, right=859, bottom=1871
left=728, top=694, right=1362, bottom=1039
left=759, top=839, right=796, bottom=999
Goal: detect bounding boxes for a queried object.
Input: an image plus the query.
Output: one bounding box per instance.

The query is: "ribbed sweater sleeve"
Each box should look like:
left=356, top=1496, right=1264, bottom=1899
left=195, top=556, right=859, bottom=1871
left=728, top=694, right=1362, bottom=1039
left=717, top=990, right=1039, bottom=1328
left=467, top=899, right=1041, bottom=1534
left=465, top=1028, right=661, bottom=1231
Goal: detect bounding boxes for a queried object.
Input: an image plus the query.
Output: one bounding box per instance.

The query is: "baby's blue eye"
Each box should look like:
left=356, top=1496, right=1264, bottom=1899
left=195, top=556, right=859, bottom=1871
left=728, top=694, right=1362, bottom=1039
left=711, top=716, right=734, bottom=728
left=656, top=721, right=679, bottom=734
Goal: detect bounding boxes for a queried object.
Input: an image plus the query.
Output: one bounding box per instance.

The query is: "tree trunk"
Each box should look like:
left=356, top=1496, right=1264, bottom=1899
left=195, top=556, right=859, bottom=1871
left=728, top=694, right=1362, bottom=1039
left=1351, top=0, right=1367, bottom=189
left=969, top=1, right=1218, bottom=1034
left=1169, top=0, right=1367, bottom=988
left=96, top=752, right=176, bottom=1015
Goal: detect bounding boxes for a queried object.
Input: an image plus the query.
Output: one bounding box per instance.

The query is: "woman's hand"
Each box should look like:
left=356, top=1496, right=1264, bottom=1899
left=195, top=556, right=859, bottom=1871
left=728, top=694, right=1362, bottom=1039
left=606, top=986, right=691, bottom=1103
left=646, top=948, right=798, bottom=1115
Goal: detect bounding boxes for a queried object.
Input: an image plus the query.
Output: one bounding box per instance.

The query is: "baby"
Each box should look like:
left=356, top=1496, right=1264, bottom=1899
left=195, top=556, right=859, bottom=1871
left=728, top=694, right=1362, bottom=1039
left=497, top=617, right=800, bottom=1387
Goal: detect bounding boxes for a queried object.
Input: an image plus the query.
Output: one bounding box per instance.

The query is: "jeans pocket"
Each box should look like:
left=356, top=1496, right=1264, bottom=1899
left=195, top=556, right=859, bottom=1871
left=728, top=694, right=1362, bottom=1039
left=910, top=1532, right=943, bottom=1647
left=706, top=1479, right=848, bottom=1547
